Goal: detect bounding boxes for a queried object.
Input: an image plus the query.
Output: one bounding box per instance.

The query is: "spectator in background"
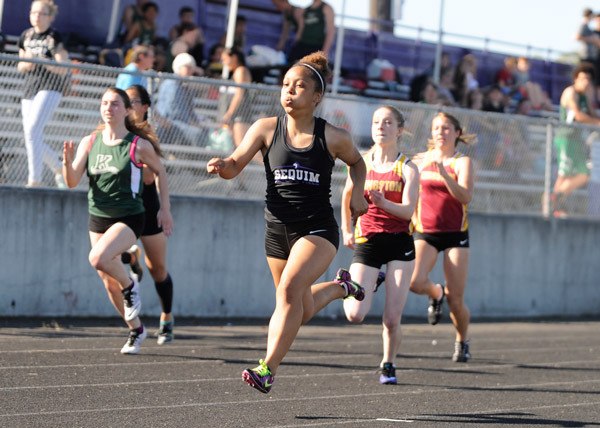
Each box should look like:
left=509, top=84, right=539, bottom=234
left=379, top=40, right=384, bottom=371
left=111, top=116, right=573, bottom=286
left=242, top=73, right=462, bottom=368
left=169, top=6, right=196, bottom=41
left=514, top=98, right=533, bottom=116
left=204, top=43, right=224, bottom=78
left=220, top=15, right=247, bottom=53
left=576, top=8, right=600, bottom=74
left=167, top=22, right=205, bottom=72
left=272, top=0, right=304, bottom=57
left=221, top=47, right=254, bottom=149
left=592, top=13, right=600, bottom=100
left=466, top=88, right=483, bottom=111
left=123, top=1, right=159, bottom=47
left=117, top=0, right=148, bottom=45
left=436, top=66, right=457, bottom=106
left=482, top=85, right=506, bottom=113
left=514, top=57, right=553, bottom=111
left=18, top=0, right=69, bottom=188
left=154, top=53, right=205, bottom=146
left=452, top=53, right=479, bottom=107
left=420, top=81, right=440, bottom=105
left=115, top=44, right=155, bottom=90
left=494, top=56, right=517, bottom=95
left=288, top=0, right=335, bottom=62
left=552, top=63, right=600, bottom=216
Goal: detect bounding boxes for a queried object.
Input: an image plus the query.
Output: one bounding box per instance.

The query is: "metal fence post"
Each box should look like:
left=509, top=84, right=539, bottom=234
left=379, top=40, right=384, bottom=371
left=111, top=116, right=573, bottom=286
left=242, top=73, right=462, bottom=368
left=543, top=121, right=554, bottom=218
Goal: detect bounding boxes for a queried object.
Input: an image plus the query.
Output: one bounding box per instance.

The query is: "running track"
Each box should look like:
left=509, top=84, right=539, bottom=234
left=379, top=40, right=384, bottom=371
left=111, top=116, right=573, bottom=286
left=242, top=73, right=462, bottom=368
left=1, top=317, right=599, bottom=427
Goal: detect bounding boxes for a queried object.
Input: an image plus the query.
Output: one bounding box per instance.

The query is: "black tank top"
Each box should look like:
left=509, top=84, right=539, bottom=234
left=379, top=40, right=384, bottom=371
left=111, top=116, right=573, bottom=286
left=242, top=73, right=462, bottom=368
left=264, top=115, right=335, bottom=224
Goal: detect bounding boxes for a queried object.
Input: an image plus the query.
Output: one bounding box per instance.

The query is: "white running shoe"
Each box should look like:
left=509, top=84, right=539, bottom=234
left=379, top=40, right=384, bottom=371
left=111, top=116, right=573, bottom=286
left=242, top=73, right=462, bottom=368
left=120, top=326, right=147, bottom=354
left=123, top=275, right=141, bottom=321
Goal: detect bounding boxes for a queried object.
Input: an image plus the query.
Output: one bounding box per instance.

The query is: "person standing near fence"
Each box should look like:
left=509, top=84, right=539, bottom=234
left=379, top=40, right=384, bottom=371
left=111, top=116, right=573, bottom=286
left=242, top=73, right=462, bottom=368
left=120, top=84, right=176, bottom=344
left=221, top=47, right=254, bottom=150
left=288, top=0, right=335, bottom=62
left=62, top=87, right=173, bottom=354
left=18, top=0, right=69, bottom=188
left=409, top=112, right=475, bottom=363
left=341, top=106, right=419, bottom=385
left=207, top=51, right=368, bottom=394
left=551, top=63, right=600, bottom=217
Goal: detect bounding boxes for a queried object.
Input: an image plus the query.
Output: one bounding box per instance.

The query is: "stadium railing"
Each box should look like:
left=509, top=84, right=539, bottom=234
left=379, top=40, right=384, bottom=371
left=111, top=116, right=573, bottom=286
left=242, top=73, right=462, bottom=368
left=1, top=54, right=599, bottom=220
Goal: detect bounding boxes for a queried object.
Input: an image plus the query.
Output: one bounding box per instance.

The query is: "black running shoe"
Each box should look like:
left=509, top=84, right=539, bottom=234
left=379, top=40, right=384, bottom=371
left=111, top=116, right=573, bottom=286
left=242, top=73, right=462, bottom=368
left=427, top=283, right=445, bottom=325
left=379, top=362, right=397, bottom=385
left=452, top=340, right=471, bottom=363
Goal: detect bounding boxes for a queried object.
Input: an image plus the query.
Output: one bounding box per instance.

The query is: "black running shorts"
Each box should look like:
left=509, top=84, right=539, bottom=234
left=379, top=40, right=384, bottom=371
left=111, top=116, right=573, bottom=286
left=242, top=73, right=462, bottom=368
left=89, top=213, right=145, bottom=239
left=265, top=216, right=340, bottom=260
left=141, top=183, right=163, bottom=236
left=352, top=232, right=415, bottom=268
left=413, top=230, right=469, bottom=252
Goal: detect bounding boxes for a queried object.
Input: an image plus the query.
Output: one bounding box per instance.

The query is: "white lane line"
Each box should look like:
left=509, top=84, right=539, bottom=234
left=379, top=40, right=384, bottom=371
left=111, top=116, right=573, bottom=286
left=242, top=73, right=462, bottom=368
left=2, top=355, right=598, bottom=374
left=1, top=389, right=599, bottom=419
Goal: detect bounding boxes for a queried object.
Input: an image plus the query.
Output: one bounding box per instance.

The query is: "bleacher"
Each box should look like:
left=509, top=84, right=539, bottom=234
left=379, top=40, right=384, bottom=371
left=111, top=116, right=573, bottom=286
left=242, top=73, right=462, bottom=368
left=0, top=1, right=589, bottom=215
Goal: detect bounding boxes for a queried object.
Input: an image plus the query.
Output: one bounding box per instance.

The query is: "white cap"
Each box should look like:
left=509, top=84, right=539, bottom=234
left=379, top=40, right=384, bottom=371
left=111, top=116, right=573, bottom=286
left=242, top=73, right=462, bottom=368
left=172, top=53, right=196, bottom=74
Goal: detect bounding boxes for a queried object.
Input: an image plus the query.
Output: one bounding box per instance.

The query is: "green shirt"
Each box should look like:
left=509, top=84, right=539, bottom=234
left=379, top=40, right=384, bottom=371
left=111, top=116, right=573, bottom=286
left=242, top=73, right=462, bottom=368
left=87, top=132, right=144, bottom=218
left=300, top=3, right=326, bottom=46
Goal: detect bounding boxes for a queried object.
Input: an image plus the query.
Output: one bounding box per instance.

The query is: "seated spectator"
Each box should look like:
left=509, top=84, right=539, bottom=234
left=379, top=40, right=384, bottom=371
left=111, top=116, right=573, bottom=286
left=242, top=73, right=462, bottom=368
left=123, top=1, right=159, bottom=47
left=169, top=6, right=196, bottom=41
left=167, top=22, right=204, bottom=72
left=420, top=81, right=440, bottom=105
left=514, top=57, right=553, bottom=110
left=154, top=53, right=206, bottom=146
left=219, top=15, right=247, bottom=53
left=115, top=44, right=155, bottom=90
left=272, top=0, right=304, bottom=56
left=436, top=66, right=457, bottom=106
left=204, top=43, right=224, bottom=78
left=514, top=98, right=533, bottom=116
left=409, top=73, right=430, bottom=103
left=494, top=56, right=517, bottom=95
left=482, top=85, right=506, bottom=113
left=466, top=88, right=483, bottom=110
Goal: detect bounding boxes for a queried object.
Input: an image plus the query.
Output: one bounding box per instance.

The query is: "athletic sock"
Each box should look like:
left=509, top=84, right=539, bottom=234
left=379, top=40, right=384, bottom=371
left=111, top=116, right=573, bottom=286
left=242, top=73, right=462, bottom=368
left=122, top=280, right=134, bottom=294
left=154, top=273, right=173, bottom=314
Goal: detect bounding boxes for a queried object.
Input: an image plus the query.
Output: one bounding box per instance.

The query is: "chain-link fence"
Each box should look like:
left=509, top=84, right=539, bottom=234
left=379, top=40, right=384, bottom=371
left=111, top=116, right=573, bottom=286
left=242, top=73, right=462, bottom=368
left=1, top=54, right=599, bottom=219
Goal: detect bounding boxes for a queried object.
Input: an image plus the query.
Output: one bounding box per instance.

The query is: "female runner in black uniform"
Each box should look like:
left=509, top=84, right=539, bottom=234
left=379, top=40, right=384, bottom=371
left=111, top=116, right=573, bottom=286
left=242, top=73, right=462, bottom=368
left=125, top=85, right=175, bottom=345
left=207, top=51, right=368, bottom=394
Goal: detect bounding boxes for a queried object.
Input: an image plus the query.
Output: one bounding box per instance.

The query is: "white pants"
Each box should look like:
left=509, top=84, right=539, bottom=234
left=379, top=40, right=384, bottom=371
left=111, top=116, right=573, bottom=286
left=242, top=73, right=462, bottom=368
left=21, top=90, right=62, bottom=184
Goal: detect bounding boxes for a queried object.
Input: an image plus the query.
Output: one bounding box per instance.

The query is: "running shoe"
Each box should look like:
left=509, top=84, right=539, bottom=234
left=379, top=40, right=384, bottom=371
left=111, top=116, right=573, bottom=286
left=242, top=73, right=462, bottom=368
left=335, top=268, right=365, bottom=301
left=379, top=362, right=397, bottom=385
left=128, top=245, right=144, bottom=281
left=452, top=340, right=471, bottom=363
left=122, top=275, right=142, bottom=321
left=242, top=359, right=274, bottom=393
left=120, top=326, right=147, bottom=354
left=427, top=283, right=445, bottom=325
left=374, top=271, right=386, bottom=293
left=156, top=321, right=174, bottom=345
